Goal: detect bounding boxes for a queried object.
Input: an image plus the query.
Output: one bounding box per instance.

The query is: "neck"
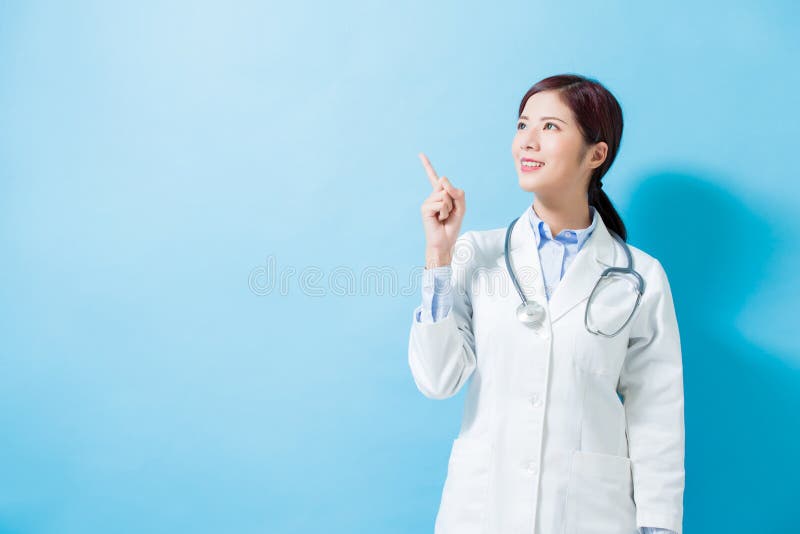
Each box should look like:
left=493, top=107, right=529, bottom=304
left=532, top=195, right=592, bottom=236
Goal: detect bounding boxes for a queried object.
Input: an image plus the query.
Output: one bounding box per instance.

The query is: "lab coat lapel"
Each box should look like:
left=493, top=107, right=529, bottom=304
left=503, top=205, right=548, bottom=306
left=547, top=208, right=618, bottom=324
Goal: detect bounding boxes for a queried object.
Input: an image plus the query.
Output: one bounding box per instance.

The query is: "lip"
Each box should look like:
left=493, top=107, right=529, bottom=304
left=520, top=157, right=545, bottom=172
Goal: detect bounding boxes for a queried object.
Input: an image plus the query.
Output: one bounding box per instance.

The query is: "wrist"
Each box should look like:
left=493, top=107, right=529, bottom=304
left=425, top=250, right=452, bottom=269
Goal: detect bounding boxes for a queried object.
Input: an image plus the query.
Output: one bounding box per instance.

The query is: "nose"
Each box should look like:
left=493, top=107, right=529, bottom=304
left=519, top=128, right=539, bottom=150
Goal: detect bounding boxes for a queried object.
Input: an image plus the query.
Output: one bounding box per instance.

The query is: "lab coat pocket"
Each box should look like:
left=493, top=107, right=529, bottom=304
left=563, top=450, right=637, bottom=534
left=434, top=436, right=492, bottom=534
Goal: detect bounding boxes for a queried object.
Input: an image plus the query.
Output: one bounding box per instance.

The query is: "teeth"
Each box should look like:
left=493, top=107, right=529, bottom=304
left=522, top=161, right=544, bottom=167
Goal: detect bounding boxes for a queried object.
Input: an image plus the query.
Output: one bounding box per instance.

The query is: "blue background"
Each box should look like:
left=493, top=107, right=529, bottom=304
left=1, top=1, right=798, bottom=532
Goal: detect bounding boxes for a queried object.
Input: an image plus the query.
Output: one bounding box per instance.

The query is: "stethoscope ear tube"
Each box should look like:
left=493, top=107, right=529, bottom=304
left=504, top=217, right=528, bottom=305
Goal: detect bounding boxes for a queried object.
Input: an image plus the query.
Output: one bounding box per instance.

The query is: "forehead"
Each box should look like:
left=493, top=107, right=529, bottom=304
left=522, top=91, right=572, bottom=119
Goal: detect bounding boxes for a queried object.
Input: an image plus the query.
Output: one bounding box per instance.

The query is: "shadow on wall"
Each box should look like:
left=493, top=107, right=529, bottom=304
left=626, top=172, right=799, bottom=533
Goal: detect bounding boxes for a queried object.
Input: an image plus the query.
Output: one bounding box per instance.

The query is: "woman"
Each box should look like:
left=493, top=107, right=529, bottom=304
left=408, top=74, right=684, bottom=534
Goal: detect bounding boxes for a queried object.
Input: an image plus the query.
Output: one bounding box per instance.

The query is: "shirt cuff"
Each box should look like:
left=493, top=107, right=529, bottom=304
left=418, top=266, right=453, bottom=323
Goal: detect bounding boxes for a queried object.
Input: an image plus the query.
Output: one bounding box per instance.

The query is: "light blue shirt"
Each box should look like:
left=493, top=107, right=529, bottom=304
left=414, top=205, right=677, bottom=534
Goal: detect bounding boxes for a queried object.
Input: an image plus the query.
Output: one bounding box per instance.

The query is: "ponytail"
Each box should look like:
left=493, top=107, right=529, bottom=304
left=588, top=177, right=627, bottom=241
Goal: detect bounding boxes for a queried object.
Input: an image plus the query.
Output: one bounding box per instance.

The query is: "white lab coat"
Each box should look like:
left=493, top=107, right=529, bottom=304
left=408, top=205, right=685, bottom=534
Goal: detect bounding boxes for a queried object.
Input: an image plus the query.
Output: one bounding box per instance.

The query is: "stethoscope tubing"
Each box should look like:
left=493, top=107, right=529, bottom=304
left=503, top=215, right=645, bottom=336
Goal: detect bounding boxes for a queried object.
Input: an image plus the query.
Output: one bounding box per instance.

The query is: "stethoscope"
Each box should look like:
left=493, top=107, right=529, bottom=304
left=503, top=216, right=646, bottom=337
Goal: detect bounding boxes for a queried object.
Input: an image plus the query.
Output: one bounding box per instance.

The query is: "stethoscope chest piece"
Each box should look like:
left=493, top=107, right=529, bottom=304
left=516, top=301, right=545, bottom=328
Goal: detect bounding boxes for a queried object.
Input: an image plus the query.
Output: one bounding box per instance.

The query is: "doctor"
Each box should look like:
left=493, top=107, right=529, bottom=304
left=408, top=74, right=684, bottom=534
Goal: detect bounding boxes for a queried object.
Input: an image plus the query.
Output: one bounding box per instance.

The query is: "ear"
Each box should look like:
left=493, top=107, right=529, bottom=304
left=588, top=141, right=608, bottom=169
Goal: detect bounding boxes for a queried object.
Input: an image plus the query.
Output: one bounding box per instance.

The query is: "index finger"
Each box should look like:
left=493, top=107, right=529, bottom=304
left=418, top=152, right=442, bottom=191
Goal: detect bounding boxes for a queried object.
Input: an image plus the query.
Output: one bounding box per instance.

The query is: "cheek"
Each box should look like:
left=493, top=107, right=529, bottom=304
left=546, top=137, right=579, bottom=157
left=542, top=137, right=564, bottom=152
left=548, top=149, right=579, bottom=170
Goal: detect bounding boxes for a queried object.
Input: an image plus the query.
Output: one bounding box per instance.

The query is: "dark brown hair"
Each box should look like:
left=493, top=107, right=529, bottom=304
left=518, top=74, right=627, bottom=241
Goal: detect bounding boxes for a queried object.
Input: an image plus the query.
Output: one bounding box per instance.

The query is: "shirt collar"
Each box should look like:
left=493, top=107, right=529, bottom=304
left=528, top=204, right=598, bottom=250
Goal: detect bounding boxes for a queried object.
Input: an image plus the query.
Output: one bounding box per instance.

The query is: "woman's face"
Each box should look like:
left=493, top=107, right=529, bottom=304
left=511, top=90, right=606, bottom=199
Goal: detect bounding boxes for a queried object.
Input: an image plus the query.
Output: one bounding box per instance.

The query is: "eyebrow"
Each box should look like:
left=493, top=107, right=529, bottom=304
left=519, top=115, right=568, bottom=125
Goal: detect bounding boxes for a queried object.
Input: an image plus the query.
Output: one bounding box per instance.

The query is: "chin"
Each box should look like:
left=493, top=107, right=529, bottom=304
left=517, top=174, right=542, bottom=193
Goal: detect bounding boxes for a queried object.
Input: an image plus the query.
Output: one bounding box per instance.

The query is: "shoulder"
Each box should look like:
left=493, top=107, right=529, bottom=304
left=623, top=242, right=675, bottom=301
left=453, top=227, right=507, bottom=267
left=625, top=242, right=659, bottom=272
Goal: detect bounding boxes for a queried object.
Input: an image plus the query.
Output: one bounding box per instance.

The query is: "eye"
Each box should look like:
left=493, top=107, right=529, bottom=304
left=517, top=121, right=559, bottom=131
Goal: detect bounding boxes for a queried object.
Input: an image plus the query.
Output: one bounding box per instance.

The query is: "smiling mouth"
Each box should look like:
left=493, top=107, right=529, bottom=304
left=520, top=158, right=545, bottom=171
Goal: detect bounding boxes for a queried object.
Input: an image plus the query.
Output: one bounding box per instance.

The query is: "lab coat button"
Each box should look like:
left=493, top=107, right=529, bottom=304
left=529, top=394, right=542, bottom=407
left=526, top=461, right=538, bottom=475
